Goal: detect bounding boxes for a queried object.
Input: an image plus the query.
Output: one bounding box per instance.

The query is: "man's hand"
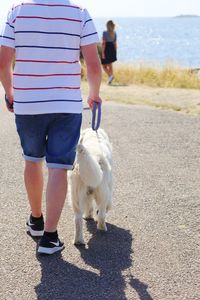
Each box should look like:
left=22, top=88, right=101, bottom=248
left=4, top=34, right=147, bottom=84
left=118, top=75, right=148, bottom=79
left=87, top=97, right=102, bottom=110
left=5, top=94, right=14, bottom=112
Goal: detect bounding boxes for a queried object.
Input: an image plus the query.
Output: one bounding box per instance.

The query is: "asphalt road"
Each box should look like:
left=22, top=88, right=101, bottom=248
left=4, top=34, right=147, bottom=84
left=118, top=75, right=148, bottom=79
left=0, top=90, right=200, bottom=300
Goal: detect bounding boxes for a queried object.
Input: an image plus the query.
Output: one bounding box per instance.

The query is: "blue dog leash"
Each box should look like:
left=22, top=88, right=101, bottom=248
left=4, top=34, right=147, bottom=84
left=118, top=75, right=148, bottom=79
left=92, top=102, right=101, bottom=131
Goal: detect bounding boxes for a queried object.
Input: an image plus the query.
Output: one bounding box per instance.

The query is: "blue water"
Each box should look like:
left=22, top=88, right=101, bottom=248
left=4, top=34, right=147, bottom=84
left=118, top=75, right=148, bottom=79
left=94, top=17, right=200, bottom=68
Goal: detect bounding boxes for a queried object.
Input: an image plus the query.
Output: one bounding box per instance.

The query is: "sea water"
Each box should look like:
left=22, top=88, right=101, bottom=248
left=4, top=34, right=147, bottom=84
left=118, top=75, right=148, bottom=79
left=94, top=17, right=200, bottom=68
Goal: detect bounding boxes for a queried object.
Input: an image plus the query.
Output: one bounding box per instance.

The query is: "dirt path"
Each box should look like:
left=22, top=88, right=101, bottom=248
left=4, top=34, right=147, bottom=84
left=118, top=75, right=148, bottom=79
left=82, top=82, right=200, bottom=114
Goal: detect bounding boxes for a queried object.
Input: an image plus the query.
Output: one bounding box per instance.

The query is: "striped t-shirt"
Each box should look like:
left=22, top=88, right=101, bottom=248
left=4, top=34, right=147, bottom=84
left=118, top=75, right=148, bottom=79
left=0, top=0, right=99, bottom=115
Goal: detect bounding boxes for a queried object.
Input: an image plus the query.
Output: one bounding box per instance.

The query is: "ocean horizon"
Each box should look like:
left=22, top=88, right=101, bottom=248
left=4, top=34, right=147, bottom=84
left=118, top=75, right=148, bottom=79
left=94, top=17, right=200, bottom=68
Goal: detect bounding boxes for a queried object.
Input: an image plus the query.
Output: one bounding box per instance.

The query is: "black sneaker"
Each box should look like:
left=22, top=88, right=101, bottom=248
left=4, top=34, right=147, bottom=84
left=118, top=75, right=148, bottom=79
left=38, top=232, right=64, bottom=255
left=26, top=214, right=44, bottom=237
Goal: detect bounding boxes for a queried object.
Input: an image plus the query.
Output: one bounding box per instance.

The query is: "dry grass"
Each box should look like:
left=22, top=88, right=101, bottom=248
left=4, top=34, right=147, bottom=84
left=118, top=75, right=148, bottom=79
left=81, top=62, right=200, bottom=89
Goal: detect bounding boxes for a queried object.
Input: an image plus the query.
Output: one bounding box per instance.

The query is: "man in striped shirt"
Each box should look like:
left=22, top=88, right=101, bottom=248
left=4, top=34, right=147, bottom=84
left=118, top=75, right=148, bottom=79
left=0, top=0, right=102, bottom=255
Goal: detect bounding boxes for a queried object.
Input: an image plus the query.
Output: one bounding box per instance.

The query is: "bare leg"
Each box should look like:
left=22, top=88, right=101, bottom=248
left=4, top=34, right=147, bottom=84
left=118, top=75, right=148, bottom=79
left=24, top=160, right=43, bottom=217
left=107, top=63, right=113, bottom=77
left=45, top=168, right=67, bottom=232
left=102, top=64, right=110, bottom=77
left=104, top=64, right=114, bottom=84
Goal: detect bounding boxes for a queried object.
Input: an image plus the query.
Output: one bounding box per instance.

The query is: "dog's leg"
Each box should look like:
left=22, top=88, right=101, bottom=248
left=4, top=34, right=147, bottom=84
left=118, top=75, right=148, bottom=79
left=96, top=208, right=107, bottom=231
left=74, top=211, right=85, bottom=245
left=95, top=186, right=110, bottom=231
left=83, top=193, right=94, bottom=220
left=73, top=194, right=86, bottom=245
left=70, top=173, right=86, bottom=245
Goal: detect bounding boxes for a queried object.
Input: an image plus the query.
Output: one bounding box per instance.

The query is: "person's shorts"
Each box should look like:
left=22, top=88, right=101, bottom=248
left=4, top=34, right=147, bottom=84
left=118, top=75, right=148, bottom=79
left=15, top=113, right=82, bottom=169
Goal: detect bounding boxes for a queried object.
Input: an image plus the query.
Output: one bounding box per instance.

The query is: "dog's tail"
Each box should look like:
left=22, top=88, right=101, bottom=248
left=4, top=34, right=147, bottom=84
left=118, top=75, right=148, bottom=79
left=76, top=144, right=103, bottom=188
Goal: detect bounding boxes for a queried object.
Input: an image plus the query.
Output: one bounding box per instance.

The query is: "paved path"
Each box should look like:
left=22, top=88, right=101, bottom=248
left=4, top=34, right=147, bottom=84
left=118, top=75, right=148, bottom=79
left=0, top=88, right=200, bottom=299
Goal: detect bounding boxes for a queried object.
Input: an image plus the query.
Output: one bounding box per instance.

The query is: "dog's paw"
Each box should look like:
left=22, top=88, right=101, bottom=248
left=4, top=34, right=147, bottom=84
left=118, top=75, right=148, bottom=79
left=97, top=222, right=107, bottom=231
left=73, top=239, right=85, bottom=246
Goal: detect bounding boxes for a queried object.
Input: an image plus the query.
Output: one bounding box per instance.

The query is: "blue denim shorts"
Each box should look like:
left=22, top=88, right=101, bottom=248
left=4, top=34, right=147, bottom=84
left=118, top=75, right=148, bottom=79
left=15, top=113, right=82, bottom=169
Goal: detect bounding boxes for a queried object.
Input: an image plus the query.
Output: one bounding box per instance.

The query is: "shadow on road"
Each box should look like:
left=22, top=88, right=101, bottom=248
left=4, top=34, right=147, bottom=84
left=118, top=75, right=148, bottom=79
left=129, top=277, right=154, bottom=300
left=35, top=222, right=153, bottom=300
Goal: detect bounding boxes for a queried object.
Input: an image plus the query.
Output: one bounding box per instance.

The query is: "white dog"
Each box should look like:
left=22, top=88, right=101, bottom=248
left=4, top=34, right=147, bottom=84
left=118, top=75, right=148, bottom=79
left=68, top=128, right=112, bottom=245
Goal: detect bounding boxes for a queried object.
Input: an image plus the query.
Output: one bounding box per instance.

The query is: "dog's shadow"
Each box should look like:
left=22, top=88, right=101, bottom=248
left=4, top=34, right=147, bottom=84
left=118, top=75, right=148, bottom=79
left=79, top=221, right=132, bottom=282
left=35, top=222, right=153, bottom=300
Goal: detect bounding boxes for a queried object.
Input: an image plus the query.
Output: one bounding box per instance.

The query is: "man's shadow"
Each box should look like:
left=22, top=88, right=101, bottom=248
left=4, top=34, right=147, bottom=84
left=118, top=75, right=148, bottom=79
left=35, top=221, right=153, bottom=300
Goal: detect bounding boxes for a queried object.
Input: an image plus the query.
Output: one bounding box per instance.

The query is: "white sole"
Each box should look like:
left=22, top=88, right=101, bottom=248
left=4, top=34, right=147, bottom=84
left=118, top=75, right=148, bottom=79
left=38, top=245, right=64, bottom=255
left=26, top=225, right=44, bottom=237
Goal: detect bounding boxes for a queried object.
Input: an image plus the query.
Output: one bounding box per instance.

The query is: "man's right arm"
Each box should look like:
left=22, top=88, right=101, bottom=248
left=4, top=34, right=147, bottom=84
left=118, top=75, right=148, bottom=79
left=0, top=46, right=15, bottom=112
left=81, top=43, right=102, bottom=109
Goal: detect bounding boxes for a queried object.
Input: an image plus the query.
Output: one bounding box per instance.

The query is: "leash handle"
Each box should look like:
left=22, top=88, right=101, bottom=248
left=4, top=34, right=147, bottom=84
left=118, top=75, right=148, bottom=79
left=92, top=102, right=101, bottom=131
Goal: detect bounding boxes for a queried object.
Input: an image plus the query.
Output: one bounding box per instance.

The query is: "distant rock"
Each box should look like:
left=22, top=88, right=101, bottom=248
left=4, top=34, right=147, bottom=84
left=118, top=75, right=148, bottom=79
left=174, top=14, right=200, bottom=18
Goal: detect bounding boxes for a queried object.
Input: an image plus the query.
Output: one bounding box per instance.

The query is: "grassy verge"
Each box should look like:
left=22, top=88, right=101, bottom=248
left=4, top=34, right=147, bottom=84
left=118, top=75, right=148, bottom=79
left=81, top=63, right=200, bottom=89
left=113, top=64, right=200, bottom=89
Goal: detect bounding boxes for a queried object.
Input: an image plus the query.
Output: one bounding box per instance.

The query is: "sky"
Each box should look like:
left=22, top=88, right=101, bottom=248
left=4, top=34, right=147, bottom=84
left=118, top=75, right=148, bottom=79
left=1, top=0, right=200, bottom=18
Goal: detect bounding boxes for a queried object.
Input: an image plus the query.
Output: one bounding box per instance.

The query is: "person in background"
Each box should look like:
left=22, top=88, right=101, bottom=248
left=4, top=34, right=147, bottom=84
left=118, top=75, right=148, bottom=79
left=101, top=20, right=117, bottom=85
left=0, top=0, right=101, bottom=255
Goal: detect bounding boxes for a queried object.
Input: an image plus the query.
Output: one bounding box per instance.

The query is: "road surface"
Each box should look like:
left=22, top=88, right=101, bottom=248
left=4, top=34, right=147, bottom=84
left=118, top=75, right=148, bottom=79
left=0, top=89, right=200, bottom=299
